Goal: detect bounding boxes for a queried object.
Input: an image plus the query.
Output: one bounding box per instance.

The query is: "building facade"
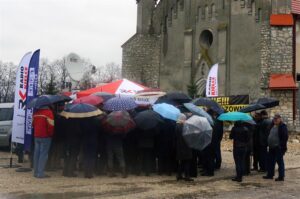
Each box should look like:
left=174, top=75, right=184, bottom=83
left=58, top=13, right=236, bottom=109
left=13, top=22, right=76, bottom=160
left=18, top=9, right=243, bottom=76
left=122, top=0, right=300, bottom=131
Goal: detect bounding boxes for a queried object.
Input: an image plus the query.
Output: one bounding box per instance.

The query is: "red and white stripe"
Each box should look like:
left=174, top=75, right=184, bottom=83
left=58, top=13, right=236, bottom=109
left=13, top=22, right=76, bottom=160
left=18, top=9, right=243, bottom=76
left=292, top=0, right=300, bottom=15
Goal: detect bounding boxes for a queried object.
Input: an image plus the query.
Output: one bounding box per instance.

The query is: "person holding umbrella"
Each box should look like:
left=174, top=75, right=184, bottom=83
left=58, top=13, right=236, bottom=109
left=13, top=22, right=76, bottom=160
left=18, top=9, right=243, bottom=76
left=258, top=110, right=272, bottom=172
left=102, top=111, right=136, bottom=178
left=60, top=103, right=103, bottom=178
left=134, top=110, right=163, bottom=176
left=32, top=106, right=55, bottom=178
left=175, top=114, right=193, bottom=181
left=229, top=121, right=251, bottom=182
left=207, top=109, right=224, bottom=170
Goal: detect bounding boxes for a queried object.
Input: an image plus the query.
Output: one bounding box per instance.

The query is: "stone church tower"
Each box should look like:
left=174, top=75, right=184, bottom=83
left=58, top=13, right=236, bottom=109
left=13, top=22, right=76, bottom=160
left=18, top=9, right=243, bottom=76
left=122, top=0, right=300, bottom=131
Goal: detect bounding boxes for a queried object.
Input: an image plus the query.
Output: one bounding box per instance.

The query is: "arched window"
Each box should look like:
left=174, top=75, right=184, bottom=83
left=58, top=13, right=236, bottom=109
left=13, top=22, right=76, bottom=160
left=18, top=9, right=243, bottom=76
left=205, top=5, right=209, bottom=20
left=256, top=8, right=262, bottom=22
left=202, top=7, right=205, bottom=19
left=197, top=6, right=201, bottom=21
left=211, top=4, right=216, bottom=18
left=251, top=0, right=256, bottom=17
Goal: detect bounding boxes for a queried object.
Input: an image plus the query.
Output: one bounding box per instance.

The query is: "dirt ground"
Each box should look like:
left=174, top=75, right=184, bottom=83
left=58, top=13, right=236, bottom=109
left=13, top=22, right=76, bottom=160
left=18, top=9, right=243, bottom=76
left=0, top=138, right=299, bottom=199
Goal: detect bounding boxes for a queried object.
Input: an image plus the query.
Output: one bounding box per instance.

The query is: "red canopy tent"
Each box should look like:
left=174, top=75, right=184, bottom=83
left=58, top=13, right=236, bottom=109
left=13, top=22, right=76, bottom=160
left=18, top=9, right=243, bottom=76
left=76, top=79, right=149, bottom=98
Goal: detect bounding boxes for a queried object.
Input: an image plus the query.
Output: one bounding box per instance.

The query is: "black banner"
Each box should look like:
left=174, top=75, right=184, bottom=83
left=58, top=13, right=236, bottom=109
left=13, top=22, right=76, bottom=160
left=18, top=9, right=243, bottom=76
left=209, top=95, right=249, bottom=112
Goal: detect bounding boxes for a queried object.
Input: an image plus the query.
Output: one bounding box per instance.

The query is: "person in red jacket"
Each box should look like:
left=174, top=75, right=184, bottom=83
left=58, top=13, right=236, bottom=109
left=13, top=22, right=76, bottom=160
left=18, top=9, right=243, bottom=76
left=32, top=107, right=54, bottom=178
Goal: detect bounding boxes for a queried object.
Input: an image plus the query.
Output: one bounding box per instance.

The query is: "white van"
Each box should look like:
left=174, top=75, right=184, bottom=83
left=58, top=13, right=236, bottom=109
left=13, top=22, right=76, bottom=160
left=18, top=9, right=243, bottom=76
left=0, top=103, right=14, bottom=148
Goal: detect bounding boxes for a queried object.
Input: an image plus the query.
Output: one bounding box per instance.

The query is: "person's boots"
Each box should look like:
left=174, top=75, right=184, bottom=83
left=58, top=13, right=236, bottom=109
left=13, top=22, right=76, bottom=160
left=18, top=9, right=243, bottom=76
left=121, top=168, right=127, bottom=178
left=275, top=177, right=284, bottom=181
left=176, top=174, right=184, bottom=181
left=107, top=168, right=116, bottom=177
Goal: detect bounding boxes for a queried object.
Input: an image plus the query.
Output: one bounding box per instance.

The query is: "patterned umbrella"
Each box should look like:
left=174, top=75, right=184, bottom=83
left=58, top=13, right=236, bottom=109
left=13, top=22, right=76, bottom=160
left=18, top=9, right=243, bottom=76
left=92, top=92, right=115, bottom=101
left=102, top=111, right=136, bottom=134
left=153, top=103, right=181, bottom=121
left=73, top=95, right=104, bottom=106
left=103, top=97, right=137, bottom=111
left=60, top=103, right=103, bottom=119
left=27, top=94, right=71, bottom=109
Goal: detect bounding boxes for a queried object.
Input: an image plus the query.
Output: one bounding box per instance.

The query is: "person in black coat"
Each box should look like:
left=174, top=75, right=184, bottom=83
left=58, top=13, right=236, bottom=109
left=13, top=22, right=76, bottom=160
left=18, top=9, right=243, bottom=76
left=62, top=118, right=82, bottom=177
left=258, top=110, right=272, bottom=172
left=136, top=127, right=158, bottom=176
left=105, top=133, right=127, bottom=178
left=252, top=112, right=262, bottom=171
left=156, top=118, right=176, bottom=175
left=175, top=114, right=193, bottom=181
left=230, top=122, right=250, bottom=182
left=263, top=114, right=288, bottom=181
left=207, top=109, right=224, bottom=170
left=80, top=116, right=101, bottom=178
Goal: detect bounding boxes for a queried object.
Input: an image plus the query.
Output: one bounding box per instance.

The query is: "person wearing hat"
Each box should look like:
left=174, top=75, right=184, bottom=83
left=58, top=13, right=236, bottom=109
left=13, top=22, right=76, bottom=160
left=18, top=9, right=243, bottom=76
left=263, top=114, right=288, bottom=181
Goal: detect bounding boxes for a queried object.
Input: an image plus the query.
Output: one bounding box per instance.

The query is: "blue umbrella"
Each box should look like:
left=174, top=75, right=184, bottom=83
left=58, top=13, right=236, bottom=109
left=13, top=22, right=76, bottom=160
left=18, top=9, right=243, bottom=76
left=60, top=103, right=103, bottom=119
left=218, top=112, right=253, bottom=122
left=183, top=103, right=214, bottom=126
left=27, top=95, right=71, bottom=109
left=153, top=103, right=181, bottom=121
left=103, top=97, right=137, bottom=111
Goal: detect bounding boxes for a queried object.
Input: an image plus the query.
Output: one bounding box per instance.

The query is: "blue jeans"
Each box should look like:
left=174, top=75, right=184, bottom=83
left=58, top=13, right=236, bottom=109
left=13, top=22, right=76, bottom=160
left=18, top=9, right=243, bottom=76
left=267, top=147, right=285, bottom=178
left=34, top=138, right=52, bottom=178
left=233, top=147, right=247, bottom=180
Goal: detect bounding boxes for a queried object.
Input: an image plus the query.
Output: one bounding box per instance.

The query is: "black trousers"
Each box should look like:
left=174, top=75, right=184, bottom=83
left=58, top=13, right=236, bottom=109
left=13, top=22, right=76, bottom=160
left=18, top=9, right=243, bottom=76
left=202, top=145, right=215, bottom=175
left=177, top=159, right=191, bottom=178
left=233, top=147, right=247, bottom=180
left=252, top=146, right=260, bottom=170
left=63, top=145, right=80, bottom=176
left=244, top=149, right=251, bottom=175
left=137, top=148, right=154, bottom=175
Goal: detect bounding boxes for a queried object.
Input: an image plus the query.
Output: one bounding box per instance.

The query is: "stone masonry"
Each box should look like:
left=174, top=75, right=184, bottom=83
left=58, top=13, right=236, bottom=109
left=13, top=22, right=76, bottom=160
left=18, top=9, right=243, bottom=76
left=123, top=0, right=300, bottom=131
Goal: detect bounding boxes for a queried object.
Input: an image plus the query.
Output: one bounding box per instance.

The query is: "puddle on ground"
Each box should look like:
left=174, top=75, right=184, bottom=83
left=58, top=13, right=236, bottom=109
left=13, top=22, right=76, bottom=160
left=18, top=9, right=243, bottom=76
left=1, top=187, right=151, bottom=199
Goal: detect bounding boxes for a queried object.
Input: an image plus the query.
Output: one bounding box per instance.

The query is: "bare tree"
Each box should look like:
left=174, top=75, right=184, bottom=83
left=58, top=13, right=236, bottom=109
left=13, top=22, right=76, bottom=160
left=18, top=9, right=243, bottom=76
left=0, top=61, right=17, bottom=102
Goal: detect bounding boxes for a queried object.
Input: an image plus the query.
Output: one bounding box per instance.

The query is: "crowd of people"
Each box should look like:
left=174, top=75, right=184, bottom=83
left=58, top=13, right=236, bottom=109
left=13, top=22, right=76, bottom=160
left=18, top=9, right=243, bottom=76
left=26, top=103, right=288, bottom=183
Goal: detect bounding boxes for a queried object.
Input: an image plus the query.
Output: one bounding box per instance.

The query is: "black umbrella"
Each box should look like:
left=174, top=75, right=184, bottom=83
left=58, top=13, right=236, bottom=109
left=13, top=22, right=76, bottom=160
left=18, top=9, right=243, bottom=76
left=27, top=95, right=71, bottom=109
left=134, top=110, right=164, bottom=130
left=239, top=104, right=266, bottom=113
left=192, top=98, right=224, bottom=115
left=155, top=91, right=191, bottom=105
left=256, top=97, right=279, bottom=108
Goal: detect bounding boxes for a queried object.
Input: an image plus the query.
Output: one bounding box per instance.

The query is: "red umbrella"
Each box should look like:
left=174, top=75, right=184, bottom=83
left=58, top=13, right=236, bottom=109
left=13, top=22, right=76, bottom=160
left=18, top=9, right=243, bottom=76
left=73, top=95, right=104, bottom=106
left=102, top=111, right=136, bottom=134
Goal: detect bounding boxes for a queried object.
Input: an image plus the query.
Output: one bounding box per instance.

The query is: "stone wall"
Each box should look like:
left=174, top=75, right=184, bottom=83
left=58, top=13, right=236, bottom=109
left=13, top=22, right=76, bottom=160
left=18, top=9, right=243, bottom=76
left=260, top=22, right=271, bottom=89
left=269, top=26, right=293, bottom=73
left=122, top=34, right=161, bottom=88
left=260, top=21, right=298, bottom=131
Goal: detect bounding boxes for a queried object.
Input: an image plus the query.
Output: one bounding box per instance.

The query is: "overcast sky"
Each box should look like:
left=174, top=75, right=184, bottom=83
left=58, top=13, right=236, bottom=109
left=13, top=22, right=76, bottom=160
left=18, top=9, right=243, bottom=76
left=0, top=0, right=137, bottom=67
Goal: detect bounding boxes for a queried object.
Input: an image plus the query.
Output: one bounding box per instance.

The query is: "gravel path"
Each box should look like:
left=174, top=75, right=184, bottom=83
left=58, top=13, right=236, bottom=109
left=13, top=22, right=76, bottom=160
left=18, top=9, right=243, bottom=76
left=0, top=140, right=299, bottom=199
